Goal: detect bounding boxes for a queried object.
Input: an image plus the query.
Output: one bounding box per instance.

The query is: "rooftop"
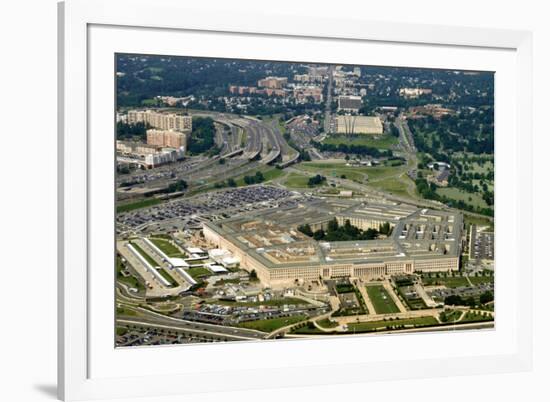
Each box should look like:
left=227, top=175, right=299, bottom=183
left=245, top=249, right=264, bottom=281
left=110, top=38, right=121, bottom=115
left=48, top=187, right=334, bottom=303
left=204, top=199, right=462, bottom=270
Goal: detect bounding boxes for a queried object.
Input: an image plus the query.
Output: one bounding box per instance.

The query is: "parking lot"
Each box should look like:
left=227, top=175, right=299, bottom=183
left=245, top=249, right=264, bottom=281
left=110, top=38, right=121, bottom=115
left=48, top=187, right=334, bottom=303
left=117, top=185, right=298, bottom=235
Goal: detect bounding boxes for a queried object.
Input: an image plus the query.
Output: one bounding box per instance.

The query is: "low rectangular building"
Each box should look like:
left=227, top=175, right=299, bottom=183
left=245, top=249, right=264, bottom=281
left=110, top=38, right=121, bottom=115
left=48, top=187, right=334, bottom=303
left=337, top=95, right=362, bottom=112
left=336, top=115, right=383, bottom=135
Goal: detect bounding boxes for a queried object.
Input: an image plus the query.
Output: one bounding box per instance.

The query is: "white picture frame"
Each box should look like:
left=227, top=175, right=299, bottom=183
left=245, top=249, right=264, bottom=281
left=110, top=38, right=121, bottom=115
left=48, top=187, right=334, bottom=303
left=58, top=0, right=533, bottom=400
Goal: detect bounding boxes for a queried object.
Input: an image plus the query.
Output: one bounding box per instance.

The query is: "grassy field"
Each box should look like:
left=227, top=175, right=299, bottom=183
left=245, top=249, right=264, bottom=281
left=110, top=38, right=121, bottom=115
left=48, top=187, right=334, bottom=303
left=156, top=267, right=178, bottom=287
left=149, top=238, right=186, bottom=258
left=439, top=309, right=463, bottom=323
left=234, top=167, right=285, bottom=187
left=130, top=242, right=159, bottom=267
left=468, top=274, right=494, bottom=286
left=116, top=306, right=138, bottom=317
left=367, top=176, right=411, bottom=197
left=236, top=315, right=307, bottom=332
left=117, top=198, right=162, bottom=213
left=460, top=311, right=494, bottom=323
left=422, top=275, right=470, bottom=288
left=297, top=162, right=408, bottom=186
left=323, top=134, right=398, bottom=150
left=282, top=172, right=315, bottom=188
left=116, top=255, right=145, bottom=291
left=366, top=284, right=400, bottom=314
left=317, top=318, right=339, bottom=328
left=186, top=266, right=212, bottom=280
left=436, top=187, right=489, bottom=209
left=291, top=324, right=327, bottom=335
left=116, top=327, right=128, bottom=336
left=469, top=160, right=494, bottom=175
left=464, top=214, right=494, bottom=229
left=263, top=168, right=285, bottom=182
left=347, top=316, right=438, bottom=332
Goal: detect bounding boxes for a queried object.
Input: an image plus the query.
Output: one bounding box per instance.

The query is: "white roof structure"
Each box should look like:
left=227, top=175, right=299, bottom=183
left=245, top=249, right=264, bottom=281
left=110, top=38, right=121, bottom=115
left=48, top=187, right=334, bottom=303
left=221, top=256, right=240, bottom=267
left=207, top=264, right=228, bottom=273
left=209, top=248, right=229, bottom=258
left=187, top=247, right=205, bottom=254
left=169, top=257, right=189, bottom=268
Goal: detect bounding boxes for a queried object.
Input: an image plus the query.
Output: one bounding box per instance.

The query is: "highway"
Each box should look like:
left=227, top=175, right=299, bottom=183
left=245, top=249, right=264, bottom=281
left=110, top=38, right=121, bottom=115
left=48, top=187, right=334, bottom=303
left=118, top=305, right=267, bottom=340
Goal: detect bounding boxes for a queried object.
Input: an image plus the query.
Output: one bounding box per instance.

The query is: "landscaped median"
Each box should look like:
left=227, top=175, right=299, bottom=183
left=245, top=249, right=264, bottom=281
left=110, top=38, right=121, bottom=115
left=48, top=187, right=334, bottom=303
left=236, top=315, right=307, bottom=332
left=347, top=316, right=439, bottom=333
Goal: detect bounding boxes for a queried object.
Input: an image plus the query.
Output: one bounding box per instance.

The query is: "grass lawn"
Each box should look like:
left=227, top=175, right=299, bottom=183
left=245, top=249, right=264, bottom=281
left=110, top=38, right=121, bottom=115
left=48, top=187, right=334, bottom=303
left=117, top=198, right=162, bottom=213
left=283, top=172, right=314, bottom=188
left=116, top=327, right=128, bottom=336
left=422, top=275, right=470, bottom=288
left=436, top=187, right=490, bottom=209
left=234, top=167, right=285, bottom=187
left=468, top=275, right=494, bottom=286
left=149, top=238, right=186, bottom=258
left=367, top=176, right=411, bottom=197
left=439, top=309, right=463, bottom=323
left=130, top=242, right=159, bottom=267
left=299, top=162, right=408, bottom=186
left=116, top=255, right=145, bottom=291
left=317, top=318, right=339, bottom=328
left=263, top=168, right=285, bottom=182
left=156, top=267, right=178, bottom=287
left=460, top=311, right=494, bottom=323
left=298, top=163, right=366, bottom=182
left=186, top=267, right=212, bottom=280
left=291, top=324, right=327, bottom=335
left=468, top=160, right=494, bottom=175
left=237, top=315, right=307, bottom=332
left=323, top=134, right=398, bottom=150
left=347, top=316, right=438, bottom=332
left=116, top=306, right=138, bottom=317
left=464, top=214, right=494, bottom=230
left=366, top=284, right=400, bottom=314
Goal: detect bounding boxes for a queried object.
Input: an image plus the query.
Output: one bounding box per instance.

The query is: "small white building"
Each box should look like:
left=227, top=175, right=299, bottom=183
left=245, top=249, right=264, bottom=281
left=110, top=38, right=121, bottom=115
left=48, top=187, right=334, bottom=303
left=221, top=256, right=240, bottom=269
left=206, top=264, right=228, bottom=274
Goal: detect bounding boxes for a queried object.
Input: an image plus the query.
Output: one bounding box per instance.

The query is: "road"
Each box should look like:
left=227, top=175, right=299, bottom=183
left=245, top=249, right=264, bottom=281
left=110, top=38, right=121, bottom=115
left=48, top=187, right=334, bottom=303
left=285, top=320, right=494, bottom=338
left=323, top=65, right=335, bottom=134
left=118, top=305, right=266, bottom=340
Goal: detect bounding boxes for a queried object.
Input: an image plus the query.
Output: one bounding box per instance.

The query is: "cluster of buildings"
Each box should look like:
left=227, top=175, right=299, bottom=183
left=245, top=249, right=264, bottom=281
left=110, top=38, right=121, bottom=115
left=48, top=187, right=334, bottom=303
left=257, top=76, right=288, bottom=89
left=155, top=95, right=195, bottom=107
left=294, top=66, right=329, bottom=83
left=203, top=199, right=463, bottom=286
left=426, top=162, right=452, bottom=187
left=407, top=104, right=454, bottom=119
left=118, top=110, right=193, bottom=168
left=116, top=140, right=185, bottom=168
left=127, top=109, right=192, bottom=132
left=338, top=95, right=363, bottom=113
left=228, top=72, right=324, bottom=104
left=228, top=85, right=286, bottom=97
left=331, top=73, right=384, bottom=136
left=399, top=87, right=433, bottom=98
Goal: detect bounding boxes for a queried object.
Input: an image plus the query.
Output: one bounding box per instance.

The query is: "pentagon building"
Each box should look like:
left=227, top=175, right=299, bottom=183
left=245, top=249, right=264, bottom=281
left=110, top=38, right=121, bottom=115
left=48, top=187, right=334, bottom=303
left=203, top=199, right=463, bottom=286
